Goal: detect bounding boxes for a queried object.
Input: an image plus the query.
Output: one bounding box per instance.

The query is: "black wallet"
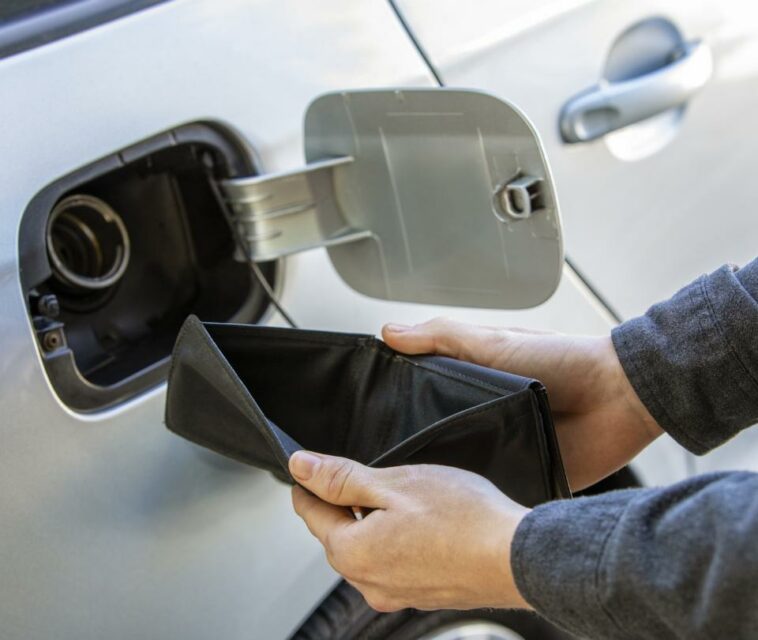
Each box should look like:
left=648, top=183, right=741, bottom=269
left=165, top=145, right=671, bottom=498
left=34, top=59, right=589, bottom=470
left=165, top=315, right=570, bottom=507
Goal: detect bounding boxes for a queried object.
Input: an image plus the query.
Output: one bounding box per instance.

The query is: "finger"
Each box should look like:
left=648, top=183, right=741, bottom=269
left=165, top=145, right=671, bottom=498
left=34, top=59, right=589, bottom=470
left=291, top=485, right=354, bottom=544
left=289, top=451, right=389, bottom=509
left=382, top=317, right=501, bottom=365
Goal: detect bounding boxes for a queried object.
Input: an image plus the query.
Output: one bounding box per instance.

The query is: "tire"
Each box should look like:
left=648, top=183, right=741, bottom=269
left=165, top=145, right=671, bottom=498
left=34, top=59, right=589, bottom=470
left=575, top=465, right=640, bottom=497
left=290, top=581, right=575, bottom=640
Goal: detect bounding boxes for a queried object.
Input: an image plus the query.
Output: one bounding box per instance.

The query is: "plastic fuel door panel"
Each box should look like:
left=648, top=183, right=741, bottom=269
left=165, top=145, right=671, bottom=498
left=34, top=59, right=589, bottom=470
left=220, top=89, right=563, bottom=310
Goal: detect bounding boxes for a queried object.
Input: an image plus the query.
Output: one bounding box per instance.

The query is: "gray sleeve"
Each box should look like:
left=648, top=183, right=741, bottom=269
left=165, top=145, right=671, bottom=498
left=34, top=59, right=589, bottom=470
left=611, top=258, right=758, bottom=453
left=509, top=260, right=758, bottom=637
left=511, top=472, right=758, bottom=640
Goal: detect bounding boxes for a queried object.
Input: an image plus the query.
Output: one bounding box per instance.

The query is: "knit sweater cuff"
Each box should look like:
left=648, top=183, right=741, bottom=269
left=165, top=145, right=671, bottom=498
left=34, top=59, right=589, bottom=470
left=611, top=262, right=758, bottom=454
left=511, top=491, right=636, bottom=639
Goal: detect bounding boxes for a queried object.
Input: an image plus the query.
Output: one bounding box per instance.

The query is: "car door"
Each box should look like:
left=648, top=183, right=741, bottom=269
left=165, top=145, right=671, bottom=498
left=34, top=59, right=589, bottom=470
left=0, top=2, right=620, bottom=640
left=392, top=0, right=758, bottom=475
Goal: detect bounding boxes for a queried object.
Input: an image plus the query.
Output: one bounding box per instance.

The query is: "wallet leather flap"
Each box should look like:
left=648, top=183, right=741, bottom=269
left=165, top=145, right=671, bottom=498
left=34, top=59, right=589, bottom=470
left=166, top=316, right=294, bottom=474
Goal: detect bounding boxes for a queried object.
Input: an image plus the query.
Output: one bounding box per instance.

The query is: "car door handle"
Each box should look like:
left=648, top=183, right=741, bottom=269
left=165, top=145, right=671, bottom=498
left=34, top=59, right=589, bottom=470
left=560, top=40, right=713, bottom=143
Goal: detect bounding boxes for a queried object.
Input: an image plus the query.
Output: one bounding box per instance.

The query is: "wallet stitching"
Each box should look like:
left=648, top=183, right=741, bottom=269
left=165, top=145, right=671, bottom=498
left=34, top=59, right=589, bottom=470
left=205, top=323, right=374, bottom=348
left=393, top=353, right=507, bottom=396
left=360, top=339, right=507, bottom=397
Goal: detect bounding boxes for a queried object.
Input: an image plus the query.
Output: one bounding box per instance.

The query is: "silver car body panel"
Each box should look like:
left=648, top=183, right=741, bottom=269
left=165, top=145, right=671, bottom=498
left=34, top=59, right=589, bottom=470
left=0, top=1, right=725, bottom=638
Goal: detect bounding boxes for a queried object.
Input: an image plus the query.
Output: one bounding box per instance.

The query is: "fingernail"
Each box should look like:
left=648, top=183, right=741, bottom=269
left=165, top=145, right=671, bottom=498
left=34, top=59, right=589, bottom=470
left=385, top=323, right=412, bottom=333
left=290, top=451, right=321, bottom=481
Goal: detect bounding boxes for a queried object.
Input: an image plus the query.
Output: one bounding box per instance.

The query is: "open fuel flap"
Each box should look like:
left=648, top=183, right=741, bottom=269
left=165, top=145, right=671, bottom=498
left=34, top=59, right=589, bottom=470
left=221, top=89, right=563, bottom=310
left=22, top=89, right=562, bottom=412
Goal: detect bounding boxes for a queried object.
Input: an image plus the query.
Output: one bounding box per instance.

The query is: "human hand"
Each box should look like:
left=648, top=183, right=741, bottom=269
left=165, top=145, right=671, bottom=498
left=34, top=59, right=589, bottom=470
left=289, top=451, right=530, bottom=612
left=382, top=318, right=662, bottom=491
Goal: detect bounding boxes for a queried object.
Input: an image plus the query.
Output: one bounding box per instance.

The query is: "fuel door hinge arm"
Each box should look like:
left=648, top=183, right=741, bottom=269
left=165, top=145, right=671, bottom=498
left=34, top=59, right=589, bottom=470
left=219, top=156, right=374, bottom=262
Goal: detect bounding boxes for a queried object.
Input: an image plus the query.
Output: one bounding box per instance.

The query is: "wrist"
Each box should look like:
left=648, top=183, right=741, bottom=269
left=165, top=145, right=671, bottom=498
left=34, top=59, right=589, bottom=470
left=484, top=501, right=533, bottom=610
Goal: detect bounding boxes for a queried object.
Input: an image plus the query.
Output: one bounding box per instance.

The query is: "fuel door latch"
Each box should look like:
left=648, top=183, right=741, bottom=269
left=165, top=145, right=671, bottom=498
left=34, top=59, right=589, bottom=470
left=219, top=89, right=563, bottom=310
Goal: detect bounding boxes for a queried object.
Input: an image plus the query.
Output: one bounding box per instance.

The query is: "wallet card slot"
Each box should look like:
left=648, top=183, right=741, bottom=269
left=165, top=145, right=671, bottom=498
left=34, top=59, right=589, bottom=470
left=370, top=392, right=552, bottom=505
left=372, top=392, right=532, bottom=467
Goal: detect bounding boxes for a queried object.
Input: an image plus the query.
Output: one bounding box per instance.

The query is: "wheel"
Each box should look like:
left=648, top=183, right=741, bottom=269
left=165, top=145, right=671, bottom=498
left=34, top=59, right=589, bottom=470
left=290, top=581, right=575, bottom=640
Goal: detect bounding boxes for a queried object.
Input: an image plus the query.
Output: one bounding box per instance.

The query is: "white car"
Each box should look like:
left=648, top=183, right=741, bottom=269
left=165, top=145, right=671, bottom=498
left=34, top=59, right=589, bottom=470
left=1, top=2, right=756, bottom=639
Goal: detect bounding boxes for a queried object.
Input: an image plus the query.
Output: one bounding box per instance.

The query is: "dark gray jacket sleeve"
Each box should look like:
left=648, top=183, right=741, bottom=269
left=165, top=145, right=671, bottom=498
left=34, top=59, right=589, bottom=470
left=611, top=259, right=758, bottom=454
left=513, top=472, right=758, bottom=639
left=511, top=259, right=758, bottom=639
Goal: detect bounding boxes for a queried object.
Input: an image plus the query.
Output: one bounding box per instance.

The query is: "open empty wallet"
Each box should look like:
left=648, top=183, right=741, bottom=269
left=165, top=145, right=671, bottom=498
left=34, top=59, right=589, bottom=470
left=165, top=315, right=570, bottom=507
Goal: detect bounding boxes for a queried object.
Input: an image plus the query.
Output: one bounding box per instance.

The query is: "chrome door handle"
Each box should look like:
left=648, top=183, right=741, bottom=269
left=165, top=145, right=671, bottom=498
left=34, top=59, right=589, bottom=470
left=560, top=40, right=713, bottom=143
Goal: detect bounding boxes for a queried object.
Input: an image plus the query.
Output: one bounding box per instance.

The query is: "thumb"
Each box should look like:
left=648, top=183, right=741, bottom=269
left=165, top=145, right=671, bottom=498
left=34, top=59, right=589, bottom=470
left=382, top=317, right=499, bottom=364
left=289, top=451, right=388, bottom=509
